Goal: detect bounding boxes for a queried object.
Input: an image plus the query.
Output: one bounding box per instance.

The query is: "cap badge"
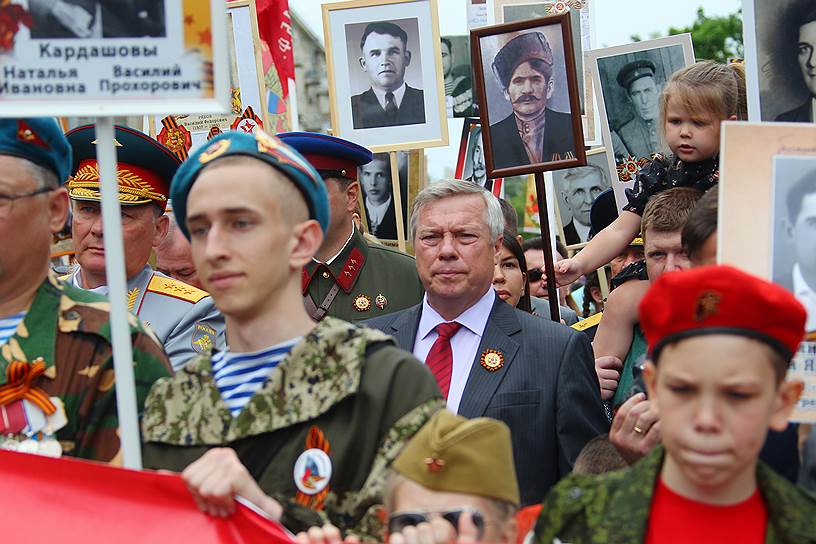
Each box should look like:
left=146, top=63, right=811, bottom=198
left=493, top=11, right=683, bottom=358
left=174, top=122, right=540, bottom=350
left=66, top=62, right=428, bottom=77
left=695, top=290, right=721, bottom=321
left=480, top=349, right=504, bottom=372
left=375, top=293, right=387, bottom=310
left=199, top=139, right=231, bottom=164
left=424, top=456, right=446, bottom=473
left=353, top=294, right=372, bottom=312
left=16, top=120, right=50, bottom=149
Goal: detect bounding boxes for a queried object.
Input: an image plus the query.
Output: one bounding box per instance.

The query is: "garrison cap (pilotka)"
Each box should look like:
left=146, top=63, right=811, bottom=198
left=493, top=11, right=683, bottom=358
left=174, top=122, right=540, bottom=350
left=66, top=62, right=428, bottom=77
left=278, top=132, right=373, bottom=182
left=640, top=265, right=807, bottom=361
left=0, top=118, right=72, bottom=183
left=392, top=410, right=520, bottom=507
left=617, top=59, right=656, bottom=91
left=65, top=124, right=181, bottom=211
left=492, top=31, right=554, bottom=89
left=170, top=129, right=330, bottom=238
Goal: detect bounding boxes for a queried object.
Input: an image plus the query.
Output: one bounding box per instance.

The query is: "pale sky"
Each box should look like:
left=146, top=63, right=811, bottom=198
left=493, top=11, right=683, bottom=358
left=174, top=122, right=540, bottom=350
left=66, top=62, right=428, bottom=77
left=289, top=0, right=742, bottom=180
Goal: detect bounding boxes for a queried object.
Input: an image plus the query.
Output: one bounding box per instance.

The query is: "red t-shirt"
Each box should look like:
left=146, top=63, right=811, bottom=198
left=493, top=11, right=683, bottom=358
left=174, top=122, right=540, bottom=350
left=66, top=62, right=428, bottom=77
left=645, top=478, right=767, bottom=544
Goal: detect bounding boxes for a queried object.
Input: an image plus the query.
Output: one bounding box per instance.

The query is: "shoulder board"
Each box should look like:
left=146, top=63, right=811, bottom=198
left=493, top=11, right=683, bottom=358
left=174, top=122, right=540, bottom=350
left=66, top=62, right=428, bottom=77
left=572, top=312, right=602, bottom=332
left=146, top=275, right=209, bottom=304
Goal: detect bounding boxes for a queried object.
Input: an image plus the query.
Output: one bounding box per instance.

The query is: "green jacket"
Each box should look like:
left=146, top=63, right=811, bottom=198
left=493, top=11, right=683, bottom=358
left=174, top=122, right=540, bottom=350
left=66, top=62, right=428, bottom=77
left=302, top=227, right=423, bottom=322
left=0, top=273, right=172, bottom=461
left=534, top=446, right=816, bottom=543
left=141, top=316, right=444, bottom=539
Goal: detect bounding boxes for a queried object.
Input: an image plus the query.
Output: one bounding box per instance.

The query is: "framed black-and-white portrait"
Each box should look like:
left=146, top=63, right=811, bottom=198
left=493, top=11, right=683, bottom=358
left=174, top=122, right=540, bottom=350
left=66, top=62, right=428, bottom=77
left=441, top=34, right=478, bottom=118
left=322, top=0, right=448, bottom=152
left=744, top=0, right=816, bottom=122
left=551, top=147, right=611, bottom=249
left=454, top=118, right=503, bottom=192
left=471, top=13, right=586, bottom=178
left=587, top=34, right=694, bottom=207
left=358, top=151, right=409, bottom=243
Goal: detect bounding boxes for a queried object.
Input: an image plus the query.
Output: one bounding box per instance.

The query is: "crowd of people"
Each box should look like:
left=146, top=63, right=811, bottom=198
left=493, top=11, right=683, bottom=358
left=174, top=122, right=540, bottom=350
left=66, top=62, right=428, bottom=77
left=2, top=46, right=816, bottom=544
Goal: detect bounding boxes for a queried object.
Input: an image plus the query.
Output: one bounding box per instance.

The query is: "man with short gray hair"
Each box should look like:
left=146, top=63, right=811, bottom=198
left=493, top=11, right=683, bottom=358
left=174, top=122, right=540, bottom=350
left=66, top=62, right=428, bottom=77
left=366, top=179, right=608, bottom=505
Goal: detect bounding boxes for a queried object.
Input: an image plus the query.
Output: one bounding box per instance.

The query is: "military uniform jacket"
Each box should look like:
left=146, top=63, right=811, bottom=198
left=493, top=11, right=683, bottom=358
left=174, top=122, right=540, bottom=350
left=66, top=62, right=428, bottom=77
left=611, top=115, right=659, bottom=162
left=0, top=273, right=171, bottom=461
left=141, top=317, right=444, bottom=539
left=534, top=446, right=816, bottom=543
left=302, top=227, right=424, bottom=323
left=68, top=265, right=225, bottom=371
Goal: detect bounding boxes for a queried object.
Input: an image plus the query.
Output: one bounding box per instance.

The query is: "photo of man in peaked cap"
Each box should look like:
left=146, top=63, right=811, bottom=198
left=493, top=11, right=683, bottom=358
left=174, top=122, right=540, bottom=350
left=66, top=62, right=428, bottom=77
left=611, top=59, right=662, bottom=162
left=488, top=31, right=577, bottom=171
left=63, top=125, right=225, bottom=371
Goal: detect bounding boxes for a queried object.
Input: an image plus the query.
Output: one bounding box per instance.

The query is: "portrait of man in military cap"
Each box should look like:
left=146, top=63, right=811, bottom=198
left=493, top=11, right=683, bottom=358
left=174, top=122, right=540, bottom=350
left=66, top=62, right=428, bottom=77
left=472, top=17, right=584, bottom=176
left=609, top=59, right=663, bottom=162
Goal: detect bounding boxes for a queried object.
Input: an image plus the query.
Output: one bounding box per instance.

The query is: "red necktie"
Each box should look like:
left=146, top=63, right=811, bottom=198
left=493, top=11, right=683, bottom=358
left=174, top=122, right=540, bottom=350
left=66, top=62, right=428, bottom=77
left=425, top=322, right=462, bottom=399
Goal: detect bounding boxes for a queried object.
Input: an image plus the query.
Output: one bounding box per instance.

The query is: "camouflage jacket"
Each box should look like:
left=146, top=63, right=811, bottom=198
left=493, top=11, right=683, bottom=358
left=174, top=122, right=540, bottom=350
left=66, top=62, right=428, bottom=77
left=534, top=446, right=816, bottom=543
left=141, top=317, right=444, bottom=540
left=0, top=273, right=172, bottom=462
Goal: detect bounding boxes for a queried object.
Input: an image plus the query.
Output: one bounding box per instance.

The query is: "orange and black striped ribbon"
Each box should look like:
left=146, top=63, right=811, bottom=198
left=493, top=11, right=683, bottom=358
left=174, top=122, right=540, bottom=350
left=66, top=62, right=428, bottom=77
left=0, top=361, right=56, bottom=415
left=159, top=116, right=191, bottom=161
left=294, top=426, right=331, bottom=510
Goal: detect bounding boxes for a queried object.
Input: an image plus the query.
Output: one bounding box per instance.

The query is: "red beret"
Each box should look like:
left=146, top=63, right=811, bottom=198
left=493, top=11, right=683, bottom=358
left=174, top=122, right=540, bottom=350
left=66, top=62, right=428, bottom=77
left=640, top=265, right=807, bottom=361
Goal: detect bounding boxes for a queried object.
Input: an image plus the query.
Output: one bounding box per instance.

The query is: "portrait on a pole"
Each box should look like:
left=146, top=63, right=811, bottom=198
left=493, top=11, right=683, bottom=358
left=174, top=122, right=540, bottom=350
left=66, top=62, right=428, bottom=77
left=471, top=14, right=586, bottom=178
left=323, top=0, right=448, bottom=152
left=441, top=34, right=478, bottom=117
left=455, top=118, right=500, bottom=192
left=552, top=147, right=611, bottom=248
left=28, top=0, right=168, bottom=39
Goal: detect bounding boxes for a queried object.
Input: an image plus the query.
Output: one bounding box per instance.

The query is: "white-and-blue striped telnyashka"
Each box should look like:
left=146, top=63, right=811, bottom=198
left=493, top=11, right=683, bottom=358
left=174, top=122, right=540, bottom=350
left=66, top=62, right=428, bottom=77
left=0, top=312, right=26, bottom=347
left=211, top=337, right=301, bottom=417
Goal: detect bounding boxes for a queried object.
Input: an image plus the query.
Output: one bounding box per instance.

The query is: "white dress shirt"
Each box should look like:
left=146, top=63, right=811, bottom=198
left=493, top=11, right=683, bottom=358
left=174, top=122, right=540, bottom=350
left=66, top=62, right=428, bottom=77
left=366, top=195, right=392, bottom=232
left=793, top=263, right=816, bottom=332
left=372, top=83, right=406, bottom=109
left=574, top=220, right=591, bottom=243
left=413, top=288, right=496, bottom=413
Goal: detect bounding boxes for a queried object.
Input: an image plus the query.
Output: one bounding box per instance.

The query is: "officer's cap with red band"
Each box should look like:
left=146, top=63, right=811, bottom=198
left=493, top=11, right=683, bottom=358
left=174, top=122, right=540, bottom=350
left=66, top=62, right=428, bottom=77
left=640, top=265, right=807, bottom=362
left=65, top=124, right=181, bottom=211
left=278, top=132, right=372, bottom=182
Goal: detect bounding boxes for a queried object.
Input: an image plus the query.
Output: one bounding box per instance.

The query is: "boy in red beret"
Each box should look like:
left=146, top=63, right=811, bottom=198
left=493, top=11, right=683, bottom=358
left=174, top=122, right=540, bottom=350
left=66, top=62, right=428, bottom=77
left=534, top=265, right=816, bottom=543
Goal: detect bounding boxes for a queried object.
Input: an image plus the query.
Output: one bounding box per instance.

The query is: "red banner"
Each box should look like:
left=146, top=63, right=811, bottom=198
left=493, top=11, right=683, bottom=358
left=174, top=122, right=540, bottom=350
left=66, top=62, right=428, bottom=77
left=256, top=0, right=294, bottom=98
left=0, top=450, right=295, bottom=543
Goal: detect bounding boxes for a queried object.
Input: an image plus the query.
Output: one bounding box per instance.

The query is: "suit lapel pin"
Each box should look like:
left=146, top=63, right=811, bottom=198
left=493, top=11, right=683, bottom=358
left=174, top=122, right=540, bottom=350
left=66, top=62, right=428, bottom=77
left=353, top=294, right=371, bottom=312
left=480, top=349, right=504, bottom=372
left=375, top=293, right=387, bottom=310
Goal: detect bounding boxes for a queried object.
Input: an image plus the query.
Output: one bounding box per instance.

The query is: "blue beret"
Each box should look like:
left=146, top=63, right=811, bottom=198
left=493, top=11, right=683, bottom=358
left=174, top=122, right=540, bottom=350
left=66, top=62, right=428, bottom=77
left=277, top=132, right=372, bottom=181
left=0, top=118, right=71, bottom=184
left=170, top=129, right=329, bottom=238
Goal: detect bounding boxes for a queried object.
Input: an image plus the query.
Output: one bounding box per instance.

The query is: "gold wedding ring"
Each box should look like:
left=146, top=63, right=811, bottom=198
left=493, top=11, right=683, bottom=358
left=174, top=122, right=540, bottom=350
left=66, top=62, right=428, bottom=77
left=633, top=426, right=644, bottom=434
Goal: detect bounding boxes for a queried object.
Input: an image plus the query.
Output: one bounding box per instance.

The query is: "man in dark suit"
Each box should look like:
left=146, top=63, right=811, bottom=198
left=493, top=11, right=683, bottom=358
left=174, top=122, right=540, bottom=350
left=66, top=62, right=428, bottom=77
left=365, top=180, right=608, bottom=505
left=560, top=164, right=608, bottom=245
left=776, top=13, right=816, bottom=122
left=489, top=32, right=576, bottom=170
left=351, top=21, right=426, bottom=129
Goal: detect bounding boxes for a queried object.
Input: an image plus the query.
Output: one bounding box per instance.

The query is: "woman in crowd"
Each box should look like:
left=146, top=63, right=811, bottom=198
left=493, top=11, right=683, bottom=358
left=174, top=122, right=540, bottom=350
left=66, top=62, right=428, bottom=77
left=493, top=231, right=533, bottom=313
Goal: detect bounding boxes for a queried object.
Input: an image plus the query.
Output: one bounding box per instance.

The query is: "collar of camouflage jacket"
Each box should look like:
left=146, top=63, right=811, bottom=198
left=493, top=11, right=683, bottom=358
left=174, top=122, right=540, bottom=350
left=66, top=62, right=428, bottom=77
left=141, top=316, right=396, bottom=445
left=591, top=446, right=816, bottom=542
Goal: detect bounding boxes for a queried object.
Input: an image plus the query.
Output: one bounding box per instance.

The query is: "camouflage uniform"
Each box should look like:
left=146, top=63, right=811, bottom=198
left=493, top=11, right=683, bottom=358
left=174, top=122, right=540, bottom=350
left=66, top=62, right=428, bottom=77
left=302, top=227, right=423, bottom=323
left=0, top=273, right=171, bottom=462
left=142, top=316, right=444, bottom=539
left=534, top=446, right=816, bottom=543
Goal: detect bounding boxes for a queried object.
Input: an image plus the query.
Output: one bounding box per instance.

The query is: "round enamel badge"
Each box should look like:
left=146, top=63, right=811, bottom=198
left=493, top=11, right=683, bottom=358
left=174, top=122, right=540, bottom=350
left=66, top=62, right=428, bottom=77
left=293, top=448, right=332, bottom=495
left=480, top=349, right=504, bottom=372
left=353, top=294, right=372, bottom=312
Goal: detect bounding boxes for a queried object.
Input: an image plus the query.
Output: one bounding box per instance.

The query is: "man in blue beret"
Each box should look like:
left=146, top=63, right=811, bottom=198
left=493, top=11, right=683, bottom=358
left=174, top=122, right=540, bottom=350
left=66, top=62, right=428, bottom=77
left=0, top=118, right=170, bottom=462
left=140, top=128, right=443, bottom=540
left=611, top=59, right=662, bottom=162
left=279, top=132, right=423, bottom=322
left=489, top=31, right=577, bottom=170
left=63, top=125, right=225, bottom=371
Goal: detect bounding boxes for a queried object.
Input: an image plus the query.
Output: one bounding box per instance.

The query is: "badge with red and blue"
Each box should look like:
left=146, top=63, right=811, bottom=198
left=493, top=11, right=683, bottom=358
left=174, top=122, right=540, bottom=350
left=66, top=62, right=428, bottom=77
left=293, top=426, right=332, bottom=510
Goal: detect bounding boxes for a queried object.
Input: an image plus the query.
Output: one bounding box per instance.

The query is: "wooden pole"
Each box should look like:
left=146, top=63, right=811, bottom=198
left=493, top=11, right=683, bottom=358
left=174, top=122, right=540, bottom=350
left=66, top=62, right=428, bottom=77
left=533, top=171, right=560, bottom=322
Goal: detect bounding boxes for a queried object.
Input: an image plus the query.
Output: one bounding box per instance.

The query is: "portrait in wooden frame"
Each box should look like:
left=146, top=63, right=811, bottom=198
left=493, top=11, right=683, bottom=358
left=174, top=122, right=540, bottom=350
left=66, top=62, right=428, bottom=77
left=454, top=118, right=503, bottom=193
left=322, top=0, right=448, bottom=153
left=470, top=13, right=586, bottom=179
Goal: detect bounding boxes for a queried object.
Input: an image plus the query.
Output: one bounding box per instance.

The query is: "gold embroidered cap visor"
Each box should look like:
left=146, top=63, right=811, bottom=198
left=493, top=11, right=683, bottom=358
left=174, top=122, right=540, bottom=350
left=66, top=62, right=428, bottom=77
left=65, top=125, right=181, bottom=211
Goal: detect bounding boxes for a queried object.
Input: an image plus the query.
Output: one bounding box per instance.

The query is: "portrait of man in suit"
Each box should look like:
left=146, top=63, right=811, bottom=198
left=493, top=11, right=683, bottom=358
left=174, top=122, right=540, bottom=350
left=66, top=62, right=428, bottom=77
left=351, top=21, right=426, bottom=130
left=365, top=179, right=608, bottom=505
left=488, top=31, right=576, bottom=170
left=29, top=0, right=166, bottom=39
left=360, top=154, right=397, bottom=239
left=777, top=8, right=816, bottom=122
left=558, top=164, right=609, bottom=245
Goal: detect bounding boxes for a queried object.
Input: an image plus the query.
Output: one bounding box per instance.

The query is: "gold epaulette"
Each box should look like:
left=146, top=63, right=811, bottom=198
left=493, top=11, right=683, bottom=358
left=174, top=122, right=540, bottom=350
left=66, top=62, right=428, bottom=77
left=571, top=311, right=603, bottom=332
left=146, top=275, right=209, bottom=304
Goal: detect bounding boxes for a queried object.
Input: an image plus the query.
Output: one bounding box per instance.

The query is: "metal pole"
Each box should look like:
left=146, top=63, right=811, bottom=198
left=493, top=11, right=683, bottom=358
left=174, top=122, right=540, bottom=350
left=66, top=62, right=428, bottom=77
left=95, top=117, right=142, bottom=469
left=533, top=171, right=560, bottom=322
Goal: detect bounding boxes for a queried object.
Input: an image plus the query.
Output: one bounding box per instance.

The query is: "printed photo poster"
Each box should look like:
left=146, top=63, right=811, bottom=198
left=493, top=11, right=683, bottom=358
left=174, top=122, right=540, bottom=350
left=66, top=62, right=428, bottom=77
left=0, top=0, right=229, bottom=117
left=150, top=0, right=268, bottom=159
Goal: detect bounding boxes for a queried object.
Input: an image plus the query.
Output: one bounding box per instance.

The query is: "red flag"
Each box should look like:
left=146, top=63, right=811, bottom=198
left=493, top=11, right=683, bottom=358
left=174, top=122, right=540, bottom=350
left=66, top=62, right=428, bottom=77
left=256, top=0, right=294, bottom=98
left=0, top=450, right=295, bottom=543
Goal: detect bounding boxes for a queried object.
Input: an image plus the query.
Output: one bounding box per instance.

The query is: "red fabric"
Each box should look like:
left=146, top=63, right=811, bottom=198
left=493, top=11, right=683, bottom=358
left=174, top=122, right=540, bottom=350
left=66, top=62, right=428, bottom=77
left=639, top=265, right=807, bottom=358
left=515, top=504, right=543, bottom=544
left=256, top=0, right=294, bottom=97
left=0, top=450, right=295, bottom=543
left=645, top=478, right=767, bottom=544
left=425, top=322, right=462, bottom=399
